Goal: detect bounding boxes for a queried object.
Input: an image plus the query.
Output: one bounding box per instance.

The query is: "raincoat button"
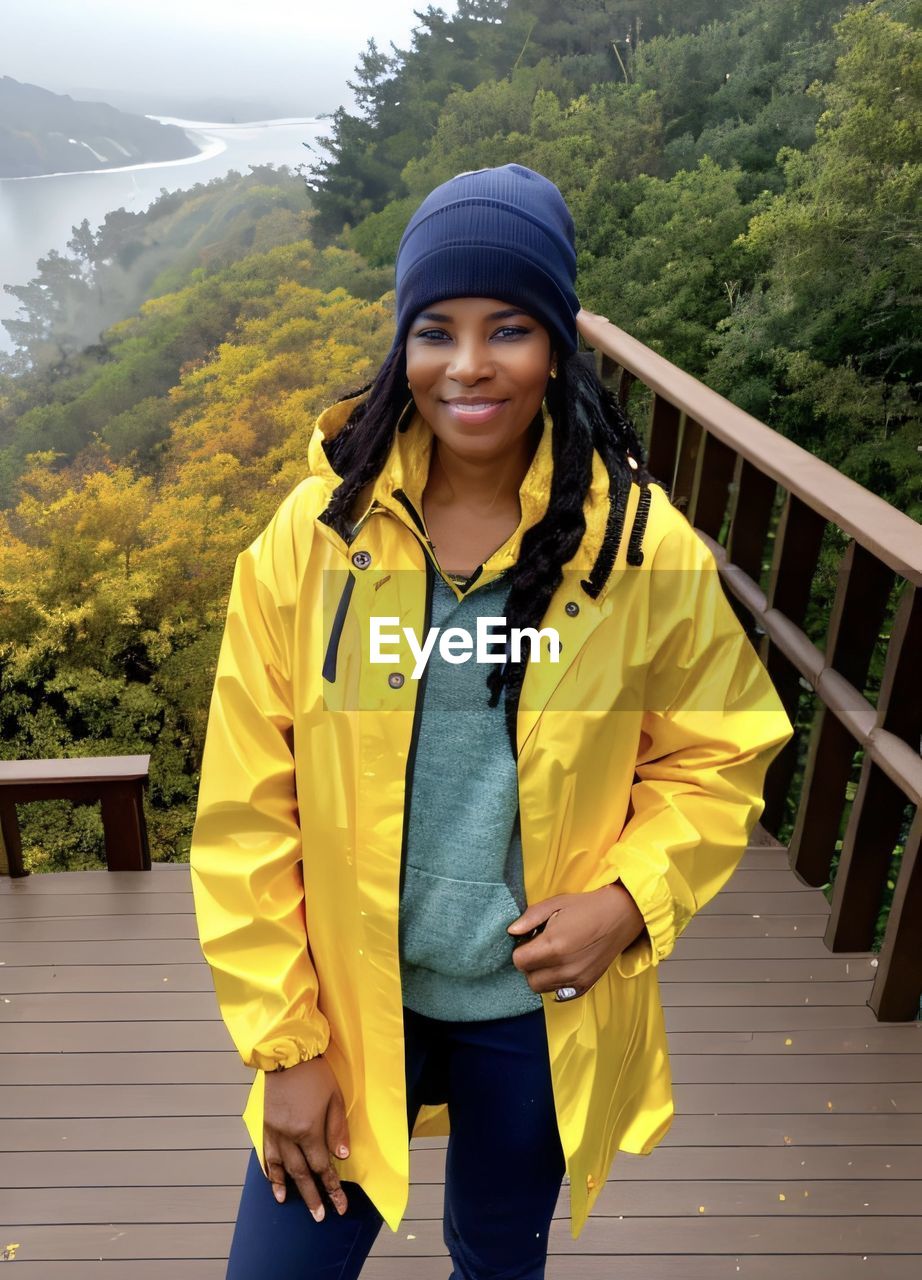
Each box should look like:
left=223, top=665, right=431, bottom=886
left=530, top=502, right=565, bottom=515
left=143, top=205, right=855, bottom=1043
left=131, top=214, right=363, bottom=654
left=565, top=601, right=579, bottom=616
left=352, top=550, right=372, bottom=569
left=388, top=672, right=405, bottom=689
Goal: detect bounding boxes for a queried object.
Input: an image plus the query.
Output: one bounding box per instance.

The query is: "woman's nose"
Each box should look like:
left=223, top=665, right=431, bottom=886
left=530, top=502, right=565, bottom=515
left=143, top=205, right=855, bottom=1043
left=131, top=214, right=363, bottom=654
left=445, top=341, right=495, bottom=383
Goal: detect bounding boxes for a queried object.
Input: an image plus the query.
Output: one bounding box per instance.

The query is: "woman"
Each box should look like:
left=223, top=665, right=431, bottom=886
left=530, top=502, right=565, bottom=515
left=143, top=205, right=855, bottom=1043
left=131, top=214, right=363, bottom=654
left=189, top=164, right=794, bottom=1279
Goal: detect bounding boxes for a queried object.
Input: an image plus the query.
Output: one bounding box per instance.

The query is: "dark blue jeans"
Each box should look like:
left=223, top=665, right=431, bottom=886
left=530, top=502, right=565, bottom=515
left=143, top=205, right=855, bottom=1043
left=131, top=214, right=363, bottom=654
left=225, top=1004, right=567, bottom=1279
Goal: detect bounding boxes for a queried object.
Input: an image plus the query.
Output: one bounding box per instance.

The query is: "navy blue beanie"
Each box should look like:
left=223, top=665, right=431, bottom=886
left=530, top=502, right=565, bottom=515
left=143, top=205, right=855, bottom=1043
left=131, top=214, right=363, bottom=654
left=393, top=164, right=580, bottom=358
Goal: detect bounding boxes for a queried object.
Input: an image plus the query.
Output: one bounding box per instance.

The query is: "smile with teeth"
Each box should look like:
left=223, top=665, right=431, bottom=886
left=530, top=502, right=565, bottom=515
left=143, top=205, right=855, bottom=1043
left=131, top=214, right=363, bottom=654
left=445, top=400, right=508, bottom=423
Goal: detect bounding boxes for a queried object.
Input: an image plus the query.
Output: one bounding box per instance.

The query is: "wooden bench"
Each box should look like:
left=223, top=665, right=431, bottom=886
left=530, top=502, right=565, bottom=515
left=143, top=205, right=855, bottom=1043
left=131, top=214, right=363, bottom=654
left=0, top=755, right=151, bottom=877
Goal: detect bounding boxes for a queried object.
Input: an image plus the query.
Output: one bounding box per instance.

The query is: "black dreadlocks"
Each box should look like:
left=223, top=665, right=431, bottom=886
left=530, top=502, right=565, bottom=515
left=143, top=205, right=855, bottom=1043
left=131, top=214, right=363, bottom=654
left=317, top=341, right=666, bottom=757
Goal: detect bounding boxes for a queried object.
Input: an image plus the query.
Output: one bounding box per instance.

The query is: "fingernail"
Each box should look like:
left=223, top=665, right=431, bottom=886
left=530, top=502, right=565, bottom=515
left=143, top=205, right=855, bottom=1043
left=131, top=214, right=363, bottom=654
left=311, top=1206, right=325, bottom=1222
left=338, top=1145, right=349, bottom=1158
left=273, top=1187, right=284, bottom=1203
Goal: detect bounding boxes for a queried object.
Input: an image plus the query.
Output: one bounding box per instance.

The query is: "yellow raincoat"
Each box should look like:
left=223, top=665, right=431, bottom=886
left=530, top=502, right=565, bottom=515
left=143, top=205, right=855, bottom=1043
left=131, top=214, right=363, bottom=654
left=189, top=389, right=794, bottom=1240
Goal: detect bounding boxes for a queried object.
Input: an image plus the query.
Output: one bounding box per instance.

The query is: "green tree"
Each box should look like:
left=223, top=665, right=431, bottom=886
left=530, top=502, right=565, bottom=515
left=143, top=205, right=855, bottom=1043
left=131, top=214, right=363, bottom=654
left=706, top=0, right=922, bottom=513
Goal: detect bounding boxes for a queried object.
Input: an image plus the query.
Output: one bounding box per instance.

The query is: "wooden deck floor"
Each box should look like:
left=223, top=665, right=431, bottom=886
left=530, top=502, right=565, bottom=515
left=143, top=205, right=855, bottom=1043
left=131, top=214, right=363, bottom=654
left=1, top=829, right=921, bottom=1278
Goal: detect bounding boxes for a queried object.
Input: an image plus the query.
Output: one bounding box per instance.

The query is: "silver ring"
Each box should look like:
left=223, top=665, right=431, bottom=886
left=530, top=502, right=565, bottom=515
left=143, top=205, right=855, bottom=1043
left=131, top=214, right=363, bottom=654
left=555, top=986, right=578, bottom=1001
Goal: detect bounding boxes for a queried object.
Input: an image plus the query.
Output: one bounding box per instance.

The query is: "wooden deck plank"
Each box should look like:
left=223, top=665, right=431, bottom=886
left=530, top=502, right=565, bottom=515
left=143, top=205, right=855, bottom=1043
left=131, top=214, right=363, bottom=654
left=3, top=934, right=859, bottom=965
left=2, top=1080, right=919, bottom=1118
left=4, top=1215, right=922, bottom=1258
left=1, top=978, right=883, bottom=1024
left=0, top=1000, right=896, bottom=1035
left=5, top=1145, right=920, bottom=1184
left=0, top=867, right=193, bottom=895
left=0, top=892, right=195, bottom=918
left=7, top=1263, right=922, bottom=1280
left=0, top=939, right=211, bottom=965
left=3, top=1112, right=921, bottom=1150
left=5, top=1261, right=920, bottom=1280
left=680, top=915, right=830, bottom=936
left=3, top=1007, right=910, bottom=1053
left=0, top=956, right=886, bottom=990
left=3, top=1048, right=919, bottom=1087
left=6, top=1179, right=922, bottom=1220
left=2, top=840, right=921, bottom=1273
left=1, top=915, right=200, bottom=943
left=2, top=885, right=834, bottom=920
left=8, top=908, right=839, bottom=944
left=0, top=907, right=831, bottom=937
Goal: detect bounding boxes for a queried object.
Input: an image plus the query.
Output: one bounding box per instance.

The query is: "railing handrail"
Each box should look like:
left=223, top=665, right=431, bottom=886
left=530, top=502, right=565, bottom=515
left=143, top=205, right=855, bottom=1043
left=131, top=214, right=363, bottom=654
left=0, top=754, right=151, bottom=786
left=577, top=309, right=922, bottom=585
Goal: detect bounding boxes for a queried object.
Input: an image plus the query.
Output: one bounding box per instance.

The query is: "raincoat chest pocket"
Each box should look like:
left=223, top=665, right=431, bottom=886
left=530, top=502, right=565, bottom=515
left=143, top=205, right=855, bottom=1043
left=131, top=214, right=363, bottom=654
left=322, top=572, right=356, bottom=683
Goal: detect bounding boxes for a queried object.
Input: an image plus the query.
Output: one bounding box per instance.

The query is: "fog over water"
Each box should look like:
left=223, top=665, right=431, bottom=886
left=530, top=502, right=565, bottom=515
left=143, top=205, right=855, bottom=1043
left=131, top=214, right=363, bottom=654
left=0, top=117, right=329, bottom=353
left=0, top=0, right=456, bottom=354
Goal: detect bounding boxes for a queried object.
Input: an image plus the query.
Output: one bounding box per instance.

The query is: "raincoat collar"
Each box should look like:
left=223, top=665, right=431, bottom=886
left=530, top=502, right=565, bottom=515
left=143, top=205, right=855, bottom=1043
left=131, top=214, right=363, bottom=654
left=306, top=389, right=636, bottom=589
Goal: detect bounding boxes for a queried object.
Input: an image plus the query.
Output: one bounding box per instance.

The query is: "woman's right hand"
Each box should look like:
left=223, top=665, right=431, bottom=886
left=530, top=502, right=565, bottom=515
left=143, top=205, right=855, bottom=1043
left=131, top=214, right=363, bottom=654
left=262, top=1055, right=351, bottom=1220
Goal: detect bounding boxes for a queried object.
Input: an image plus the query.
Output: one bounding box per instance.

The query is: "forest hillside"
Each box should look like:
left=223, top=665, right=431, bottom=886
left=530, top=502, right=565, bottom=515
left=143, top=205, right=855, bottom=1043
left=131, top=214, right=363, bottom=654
left=0, top=0, right=918, bottom=889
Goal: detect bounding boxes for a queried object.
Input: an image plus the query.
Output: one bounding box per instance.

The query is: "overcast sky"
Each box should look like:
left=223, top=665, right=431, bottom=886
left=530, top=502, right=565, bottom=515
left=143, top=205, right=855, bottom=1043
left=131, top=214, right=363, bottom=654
left=5, top=0, right=459, bottom=116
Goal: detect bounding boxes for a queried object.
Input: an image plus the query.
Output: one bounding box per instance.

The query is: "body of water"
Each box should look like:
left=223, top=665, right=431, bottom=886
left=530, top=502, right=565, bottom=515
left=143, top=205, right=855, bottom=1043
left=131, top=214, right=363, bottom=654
left=0, top=115, right=330, bottom=354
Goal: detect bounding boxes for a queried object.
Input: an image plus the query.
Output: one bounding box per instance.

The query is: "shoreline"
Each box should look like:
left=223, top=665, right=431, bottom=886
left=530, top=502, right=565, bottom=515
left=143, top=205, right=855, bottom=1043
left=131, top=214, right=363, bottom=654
left=0, top=116, right=326, bottom=183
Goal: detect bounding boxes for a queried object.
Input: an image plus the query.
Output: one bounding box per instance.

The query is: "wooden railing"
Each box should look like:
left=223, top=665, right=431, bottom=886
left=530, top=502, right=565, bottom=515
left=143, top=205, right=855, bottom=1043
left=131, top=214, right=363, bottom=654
left=577, top=308, right=922, bottom=1022
left=0, top=756, right=151, bottom=877
left=4, top=316, right=919, bottom=1022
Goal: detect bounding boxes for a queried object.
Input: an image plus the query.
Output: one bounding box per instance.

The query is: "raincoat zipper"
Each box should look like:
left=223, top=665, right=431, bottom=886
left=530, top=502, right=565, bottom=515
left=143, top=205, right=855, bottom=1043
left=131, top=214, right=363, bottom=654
left=391, top=489, right=436, bottom=901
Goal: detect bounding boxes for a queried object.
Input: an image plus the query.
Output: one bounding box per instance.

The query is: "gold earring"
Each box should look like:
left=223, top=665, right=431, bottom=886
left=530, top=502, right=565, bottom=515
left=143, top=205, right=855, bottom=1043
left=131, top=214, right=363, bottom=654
left=549, top=363, right=558, bottom=380
left=396, top=395, right=416, bottom=433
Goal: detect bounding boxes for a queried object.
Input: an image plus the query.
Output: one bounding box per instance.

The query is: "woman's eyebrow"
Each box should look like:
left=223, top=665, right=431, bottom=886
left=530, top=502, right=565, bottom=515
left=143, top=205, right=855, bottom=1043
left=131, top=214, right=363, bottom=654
left=415, top=308, right=529, bottom=322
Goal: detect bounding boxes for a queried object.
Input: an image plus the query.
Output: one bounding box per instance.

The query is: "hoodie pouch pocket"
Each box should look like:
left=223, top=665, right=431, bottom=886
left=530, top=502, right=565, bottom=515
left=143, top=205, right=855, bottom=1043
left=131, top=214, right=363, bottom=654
left=400, top=864, right=522, bottom=980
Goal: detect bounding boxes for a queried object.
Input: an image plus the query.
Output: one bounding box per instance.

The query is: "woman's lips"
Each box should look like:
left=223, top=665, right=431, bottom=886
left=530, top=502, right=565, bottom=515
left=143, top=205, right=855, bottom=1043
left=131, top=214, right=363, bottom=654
left=443, top=400, right=508, bottom=425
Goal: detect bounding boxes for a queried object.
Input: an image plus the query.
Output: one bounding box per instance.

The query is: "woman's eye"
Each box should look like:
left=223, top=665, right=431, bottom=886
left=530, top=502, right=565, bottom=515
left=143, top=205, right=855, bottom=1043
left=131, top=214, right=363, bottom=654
left=413, top=327, right=531, bottom=342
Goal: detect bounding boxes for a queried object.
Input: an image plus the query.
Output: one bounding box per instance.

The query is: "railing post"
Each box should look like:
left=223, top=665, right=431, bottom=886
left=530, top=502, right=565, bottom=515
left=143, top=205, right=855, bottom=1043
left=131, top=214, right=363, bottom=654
left=759, top=494, right=827, bottom=833
left=0, top=798, right=27, bottom=877
left=788, top=541, right=895, bottom=886
left=725, top=458, right=777, bottom=586
left=827, top=584, right=922, bottom=951
left=100, top=781, right=152, bottom=871
left=688, top=432, right=737, bottom=543
left=597, top=351, right=637, bottom=413
left=646, top=395, right=681, bottom=492
left=672, top=416, right=703, bottom=513
left=598, top=350, right=619, bottom=383
left=869, top=805, right=922, bottom=1021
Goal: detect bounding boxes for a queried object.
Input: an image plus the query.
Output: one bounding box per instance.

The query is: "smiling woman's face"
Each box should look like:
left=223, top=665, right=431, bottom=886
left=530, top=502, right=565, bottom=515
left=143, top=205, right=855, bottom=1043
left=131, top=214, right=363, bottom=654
left=404, top=296, right=554, bottom=465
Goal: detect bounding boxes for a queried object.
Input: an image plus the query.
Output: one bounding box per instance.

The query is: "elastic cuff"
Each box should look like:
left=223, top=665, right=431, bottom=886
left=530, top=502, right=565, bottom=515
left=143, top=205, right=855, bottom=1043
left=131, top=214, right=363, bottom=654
left=247, top=1024, right=331, bottom=1073
left=610, top=846, right=676, bottom=979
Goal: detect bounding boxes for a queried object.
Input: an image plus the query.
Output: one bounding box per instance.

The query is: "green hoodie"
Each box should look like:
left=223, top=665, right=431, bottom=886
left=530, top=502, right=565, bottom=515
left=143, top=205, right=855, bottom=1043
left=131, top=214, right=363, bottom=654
left=399, top=567, right=544, bottom=1021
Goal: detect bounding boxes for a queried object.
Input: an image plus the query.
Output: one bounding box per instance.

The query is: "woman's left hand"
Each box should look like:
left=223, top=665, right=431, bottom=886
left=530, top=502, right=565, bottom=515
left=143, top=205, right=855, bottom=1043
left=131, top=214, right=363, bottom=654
left=507, top=883, right=647, bottom=1000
